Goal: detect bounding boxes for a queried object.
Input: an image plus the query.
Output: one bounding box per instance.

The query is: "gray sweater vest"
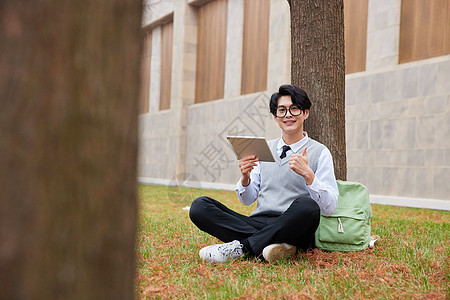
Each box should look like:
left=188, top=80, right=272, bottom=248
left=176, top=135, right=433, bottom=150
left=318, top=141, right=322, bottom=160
left=251, top=137, right=325, bottom=216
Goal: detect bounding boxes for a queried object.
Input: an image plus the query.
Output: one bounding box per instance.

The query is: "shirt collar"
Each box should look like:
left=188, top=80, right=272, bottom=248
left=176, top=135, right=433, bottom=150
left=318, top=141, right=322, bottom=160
left=277, top=132, right=309, bottom=154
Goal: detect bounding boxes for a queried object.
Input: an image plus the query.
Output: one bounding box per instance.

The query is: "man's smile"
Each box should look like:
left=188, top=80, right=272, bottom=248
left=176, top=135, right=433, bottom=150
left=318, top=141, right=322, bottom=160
left=283, top=120, right=296, bottom=125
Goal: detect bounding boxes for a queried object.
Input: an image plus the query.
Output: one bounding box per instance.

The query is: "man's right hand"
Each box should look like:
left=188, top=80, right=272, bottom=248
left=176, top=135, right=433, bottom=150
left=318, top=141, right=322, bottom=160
left=239, top=155, right=259, bottom=187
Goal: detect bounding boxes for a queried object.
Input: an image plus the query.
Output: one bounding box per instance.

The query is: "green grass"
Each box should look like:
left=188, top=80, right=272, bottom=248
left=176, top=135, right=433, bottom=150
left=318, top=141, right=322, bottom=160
left=136, top=185, right=449, bottom=299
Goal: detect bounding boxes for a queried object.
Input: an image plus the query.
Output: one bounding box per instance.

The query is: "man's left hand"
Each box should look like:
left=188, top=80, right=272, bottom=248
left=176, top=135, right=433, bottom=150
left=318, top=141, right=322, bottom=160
left=289, top=147, right=315, bottom=185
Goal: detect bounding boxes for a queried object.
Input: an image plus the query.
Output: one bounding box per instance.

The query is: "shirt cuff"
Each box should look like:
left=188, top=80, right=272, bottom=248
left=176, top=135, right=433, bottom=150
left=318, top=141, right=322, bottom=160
left=236, top=179, right=249, bottom=194
left=306, top=175, right=321, bottom=192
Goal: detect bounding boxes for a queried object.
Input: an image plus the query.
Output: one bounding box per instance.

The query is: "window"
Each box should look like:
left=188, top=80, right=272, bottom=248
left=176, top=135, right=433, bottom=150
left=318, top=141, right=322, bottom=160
left=195, top=0, right=228, bottom=103
left=160, top=21, right=173, bottom=110
left=344, top=0, right=368, bottom=74
left=241, top=0, right=270, bottom=94
left=139, top=31, right=152, bottom=114
left=399, top=0, right=450, bottom=64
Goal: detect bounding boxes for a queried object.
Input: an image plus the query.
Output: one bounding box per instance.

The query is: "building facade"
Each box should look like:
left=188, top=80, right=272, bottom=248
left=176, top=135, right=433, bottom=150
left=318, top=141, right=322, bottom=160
left=138, top=0, right=450, bottom=210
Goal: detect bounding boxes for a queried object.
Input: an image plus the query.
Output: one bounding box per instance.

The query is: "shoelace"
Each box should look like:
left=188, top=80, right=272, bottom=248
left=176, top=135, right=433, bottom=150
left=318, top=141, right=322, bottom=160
left=218, top=242, right=243, bottom=256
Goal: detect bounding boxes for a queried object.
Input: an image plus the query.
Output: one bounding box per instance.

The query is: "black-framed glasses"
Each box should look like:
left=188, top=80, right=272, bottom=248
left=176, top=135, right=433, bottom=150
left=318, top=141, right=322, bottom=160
left=276, top=105, right=303, bottom=118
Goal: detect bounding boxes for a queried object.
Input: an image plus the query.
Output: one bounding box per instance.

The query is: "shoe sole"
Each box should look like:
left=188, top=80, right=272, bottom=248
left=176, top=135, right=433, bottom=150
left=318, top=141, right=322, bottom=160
left=264, top=244, right=297, bottom=262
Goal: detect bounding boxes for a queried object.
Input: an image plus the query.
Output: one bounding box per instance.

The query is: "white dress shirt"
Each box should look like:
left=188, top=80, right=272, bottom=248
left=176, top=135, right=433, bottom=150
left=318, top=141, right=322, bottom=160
left=235, top=132, right=338, bottom=216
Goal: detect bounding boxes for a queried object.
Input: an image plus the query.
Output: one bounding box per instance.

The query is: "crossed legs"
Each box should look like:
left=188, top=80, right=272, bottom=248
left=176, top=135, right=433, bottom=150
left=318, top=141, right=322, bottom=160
left=189, top=196, right=320, bottom=257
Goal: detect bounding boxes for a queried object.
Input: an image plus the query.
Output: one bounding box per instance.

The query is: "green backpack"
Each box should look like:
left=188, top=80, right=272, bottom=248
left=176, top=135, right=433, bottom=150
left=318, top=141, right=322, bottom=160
left=315, top=180, right=373, bottom=252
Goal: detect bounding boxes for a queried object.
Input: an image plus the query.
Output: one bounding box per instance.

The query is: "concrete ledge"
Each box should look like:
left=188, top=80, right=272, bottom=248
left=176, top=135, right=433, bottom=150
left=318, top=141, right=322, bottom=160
left=370, top=195, right=449, bottom=211
left=138, top=177, right=449, bottom=211
left=138, top=177, right=172, bottom=186
left=138, top=177, right=236, bottom=191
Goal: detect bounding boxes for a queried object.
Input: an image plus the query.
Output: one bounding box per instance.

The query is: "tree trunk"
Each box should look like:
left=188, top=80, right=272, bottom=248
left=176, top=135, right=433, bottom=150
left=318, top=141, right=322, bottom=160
left=288, top=0, right=347, bottom=180
left=0, top=1, right=142, bottom=299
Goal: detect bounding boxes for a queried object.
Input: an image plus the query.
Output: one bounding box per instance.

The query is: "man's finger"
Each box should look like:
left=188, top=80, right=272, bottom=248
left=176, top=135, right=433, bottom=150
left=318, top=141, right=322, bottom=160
left=302, top=147, right=308, bottom=157
left=241, top=162, right=255, bottom=170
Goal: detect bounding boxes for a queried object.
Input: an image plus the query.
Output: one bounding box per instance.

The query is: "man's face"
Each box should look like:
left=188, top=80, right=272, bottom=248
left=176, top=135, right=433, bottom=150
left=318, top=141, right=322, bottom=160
left=273, top=95, right=309, bottom=135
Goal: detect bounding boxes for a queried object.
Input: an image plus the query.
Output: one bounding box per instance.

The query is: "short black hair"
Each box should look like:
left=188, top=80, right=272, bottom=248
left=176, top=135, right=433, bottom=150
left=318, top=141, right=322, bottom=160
left=269, top=85, right=312, bottom=116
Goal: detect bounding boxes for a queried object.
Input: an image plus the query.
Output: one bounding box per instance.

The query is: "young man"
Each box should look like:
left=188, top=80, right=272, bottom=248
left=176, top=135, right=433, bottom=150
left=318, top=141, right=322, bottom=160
left=189, top=85, right=338, bottom=263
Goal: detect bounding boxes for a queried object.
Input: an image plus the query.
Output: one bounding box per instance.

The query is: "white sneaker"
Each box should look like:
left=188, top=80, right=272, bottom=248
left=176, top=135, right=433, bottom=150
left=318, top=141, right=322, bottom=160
left=199, top=240, right=244, bottom=263
left=262, top=243, right=297, bottom=263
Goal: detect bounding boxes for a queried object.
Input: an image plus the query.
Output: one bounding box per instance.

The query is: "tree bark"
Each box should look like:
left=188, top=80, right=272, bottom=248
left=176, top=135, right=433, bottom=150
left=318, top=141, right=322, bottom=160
left=0, top=1, right=142, bottom=299
left=288, top=0, right=347, bottom=180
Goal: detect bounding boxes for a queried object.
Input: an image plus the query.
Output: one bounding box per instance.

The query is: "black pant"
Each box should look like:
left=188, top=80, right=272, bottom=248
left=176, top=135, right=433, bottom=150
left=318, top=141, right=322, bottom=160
left=189, top=196, right=320, bottom=256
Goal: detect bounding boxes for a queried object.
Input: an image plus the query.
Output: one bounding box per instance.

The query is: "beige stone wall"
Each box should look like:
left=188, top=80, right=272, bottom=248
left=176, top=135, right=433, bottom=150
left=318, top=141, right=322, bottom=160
left=267, top=0, right=291, bottom=92
left=345, top=0, right=450, bottom=201
left=139, top=0, right=288, bottom=185
left=185, top=92, right=279, bottom=184
left=346, top=56, right=450, bottom=200
left=138, top=110, right=180, bottom=179
left=366, top=0, right=401, bottom=70
left=139, top=0, right=449, bottom=206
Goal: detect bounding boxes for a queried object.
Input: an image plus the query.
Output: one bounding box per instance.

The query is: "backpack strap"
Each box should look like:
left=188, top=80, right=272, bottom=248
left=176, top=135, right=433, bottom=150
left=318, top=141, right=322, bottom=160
left=369, top=235, right=380, bottom=248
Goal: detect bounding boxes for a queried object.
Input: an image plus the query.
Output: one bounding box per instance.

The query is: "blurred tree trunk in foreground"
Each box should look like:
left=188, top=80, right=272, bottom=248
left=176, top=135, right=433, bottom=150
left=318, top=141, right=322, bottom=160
left=0, top=1, right=142, bottom=298
left=288, top=0, right=347, bottom=180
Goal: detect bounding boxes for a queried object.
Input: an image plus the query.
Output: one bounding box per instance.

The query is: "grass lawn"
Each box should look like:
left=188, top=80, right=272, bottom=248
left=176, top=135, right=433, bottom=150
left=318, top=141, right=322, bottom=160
left=136, top=185, right=449, bottom=299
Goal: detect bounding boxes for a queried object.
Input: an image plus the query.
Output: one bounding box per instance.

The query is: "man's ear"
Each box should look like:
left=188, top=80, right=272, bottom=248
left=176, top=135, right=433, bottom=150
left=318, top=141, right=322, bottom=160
left=304, top=109, right=310, bottom=119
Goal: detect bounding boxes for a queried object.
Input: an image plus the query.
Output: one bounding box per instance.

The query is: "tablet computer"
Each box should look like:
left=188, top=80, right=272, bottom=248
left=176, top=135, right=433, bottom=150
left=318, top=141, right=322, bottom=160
left=227, top=136, right=275, bottom=162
